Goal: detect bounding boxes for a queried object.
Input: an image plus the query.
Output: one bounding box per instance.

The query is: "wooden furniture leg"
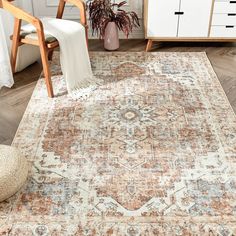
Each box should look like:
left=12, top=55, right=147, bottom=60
left=48, top=50, right=54, bottom=61
left=39, top=48, right=54, bottom=98
left=146, top=39, right=153, bottom=52
left=11, top=18, right=21, bottom=73
left=38, top=29, right=54, bottom=98
left=85, top=26, right=89, bottom=48
left=40, top=49, right=54, bottom=98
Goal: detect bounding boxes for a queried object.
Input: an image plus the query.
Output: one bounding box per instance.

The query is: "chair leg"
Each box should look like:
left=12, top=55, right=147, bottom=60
left=37, top=25, right=54, bottom=98
left=48, top=50, right=54, bottom=61
left=85, top=26, right=89, bottom=49
left=39, top=46, right=54, bottom=98
left=11, top=18, right=21, bottom=73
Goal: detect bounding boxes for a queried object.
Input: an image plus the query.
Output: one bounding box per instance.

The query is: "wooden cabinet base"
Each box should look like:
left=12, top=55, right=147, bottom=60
left=146, top=39, right=153, bottom=52
left=145, top=38, right=236, bottom=51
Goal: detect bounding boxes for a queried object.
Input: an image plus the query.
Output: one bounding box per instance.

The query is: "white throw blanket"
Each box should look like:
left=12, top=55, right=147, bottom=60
left=22, top=18, right=99, bottom=98
left=0, top=9, right=14, bottom=89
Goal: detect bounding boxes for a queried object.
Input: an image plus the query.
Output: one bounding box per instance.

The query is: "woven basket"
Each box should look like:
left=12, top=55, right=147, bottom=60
left=0, top=145, right=29, bottom=202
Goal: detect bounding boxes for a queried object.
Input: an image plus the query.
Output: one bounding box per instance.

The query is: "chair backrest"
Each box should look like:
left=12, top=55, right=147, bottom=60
left=56, top=0, right=87, bottom=26
left=0, top=0, right=13, bottom=9
left=0, top=0, right=87, bottom=28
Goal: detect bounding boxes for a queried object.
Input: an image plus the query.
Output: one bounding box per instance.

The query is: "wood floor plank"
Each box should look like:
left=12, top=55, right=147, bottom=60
left=0, top=39, right=236, bottom=145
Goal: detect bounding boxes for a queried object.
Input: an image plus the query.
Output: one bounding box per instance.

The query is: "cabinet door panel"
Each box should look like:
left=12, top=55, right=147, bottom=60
left=178, top=0, right=212, bottom=37
left=147, top=0, right=180, bottom=37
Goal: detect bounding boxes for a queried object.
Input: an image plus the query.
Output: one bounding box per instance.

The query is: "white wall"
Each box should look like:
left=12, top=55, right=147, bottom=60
left=31, top=0, right=144, bottom=39
left=18, top=0, right=34, bottom=14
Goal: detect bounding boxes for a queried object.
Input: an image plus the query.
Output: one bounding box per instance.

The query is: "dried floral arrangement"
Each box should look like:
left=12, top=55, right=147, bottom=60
left=86, top=0, right=140, bottom=38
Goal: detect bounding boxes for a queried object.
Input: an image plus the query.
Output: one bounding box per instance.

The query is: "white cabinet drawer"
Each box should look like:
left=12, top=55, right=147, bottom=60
left=212, top=13, right=236, bottom=25
left=210, top=25, right=236, bottom=37
left=214, top=1, right=236, bottom=13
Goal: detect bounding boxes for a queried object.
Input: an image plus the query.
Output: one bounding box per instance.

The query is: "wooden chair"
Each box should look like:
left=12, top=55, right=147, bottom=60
left=0, top=0, right=88, bottom=98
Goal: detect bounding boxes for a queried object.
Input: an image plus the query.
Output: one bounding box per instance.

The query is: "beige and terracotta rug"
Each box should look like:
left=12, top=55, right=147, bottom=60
left=1, top=52, right=236, bottom=235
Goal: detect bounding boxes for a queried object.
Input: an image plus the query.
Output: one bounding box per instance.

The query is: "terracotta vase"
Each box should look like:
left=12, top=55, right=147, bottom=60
left=104, top=22, right=119, bottom=51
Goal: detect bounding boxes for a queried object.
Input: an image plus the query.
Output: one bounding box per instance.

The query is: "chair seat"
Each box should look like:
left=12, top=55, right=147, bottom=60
left=20, top=30, right=57, bottom=43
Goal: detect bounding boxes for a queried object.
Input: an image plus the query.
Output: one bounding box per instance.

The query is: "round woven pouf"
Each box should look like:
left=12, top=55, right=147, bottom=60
left=0, top=145, right=29, bottom=202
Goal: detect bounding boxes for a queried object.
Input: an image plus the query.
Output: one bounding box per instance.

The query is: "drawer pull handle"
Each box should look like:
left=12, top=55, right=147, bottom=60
left=226, top=25, right=234, bottom=28
left=230, top=1, right=236, bottom=3
left=174, top=12, right=184, bottom=15
left=228, top=13, right=236, bottom=16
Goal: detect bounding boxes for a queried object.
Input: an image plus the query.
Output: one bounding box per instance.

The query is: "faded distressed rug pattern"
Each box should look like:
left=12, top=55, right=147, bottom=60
left=1, top=52, right=236, bottom=235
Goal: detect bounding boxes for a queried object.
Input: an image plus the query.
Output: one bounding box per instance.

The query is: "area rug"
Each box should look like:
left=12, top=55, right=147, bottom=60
left=1, top=52, right=236, bottom=235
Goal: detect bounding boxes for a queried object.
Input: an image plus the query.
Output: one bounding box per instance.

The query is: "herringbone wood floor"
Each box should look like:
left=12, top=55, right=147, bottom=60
left=1, top=40, right=236, bottom=145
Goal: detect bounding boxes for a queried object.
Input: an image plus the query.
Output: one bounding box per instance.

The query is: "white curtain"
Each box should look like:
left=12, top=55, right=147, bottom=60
left=0, top=0, right=37, bottom=90
left=0, top=9, right=14, bottom=89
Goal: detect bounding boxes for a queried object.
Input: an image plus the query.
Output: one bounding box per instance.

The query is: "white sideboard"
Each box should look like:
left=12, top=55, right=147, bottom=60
left=144, top=0, right=236, bottom=51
